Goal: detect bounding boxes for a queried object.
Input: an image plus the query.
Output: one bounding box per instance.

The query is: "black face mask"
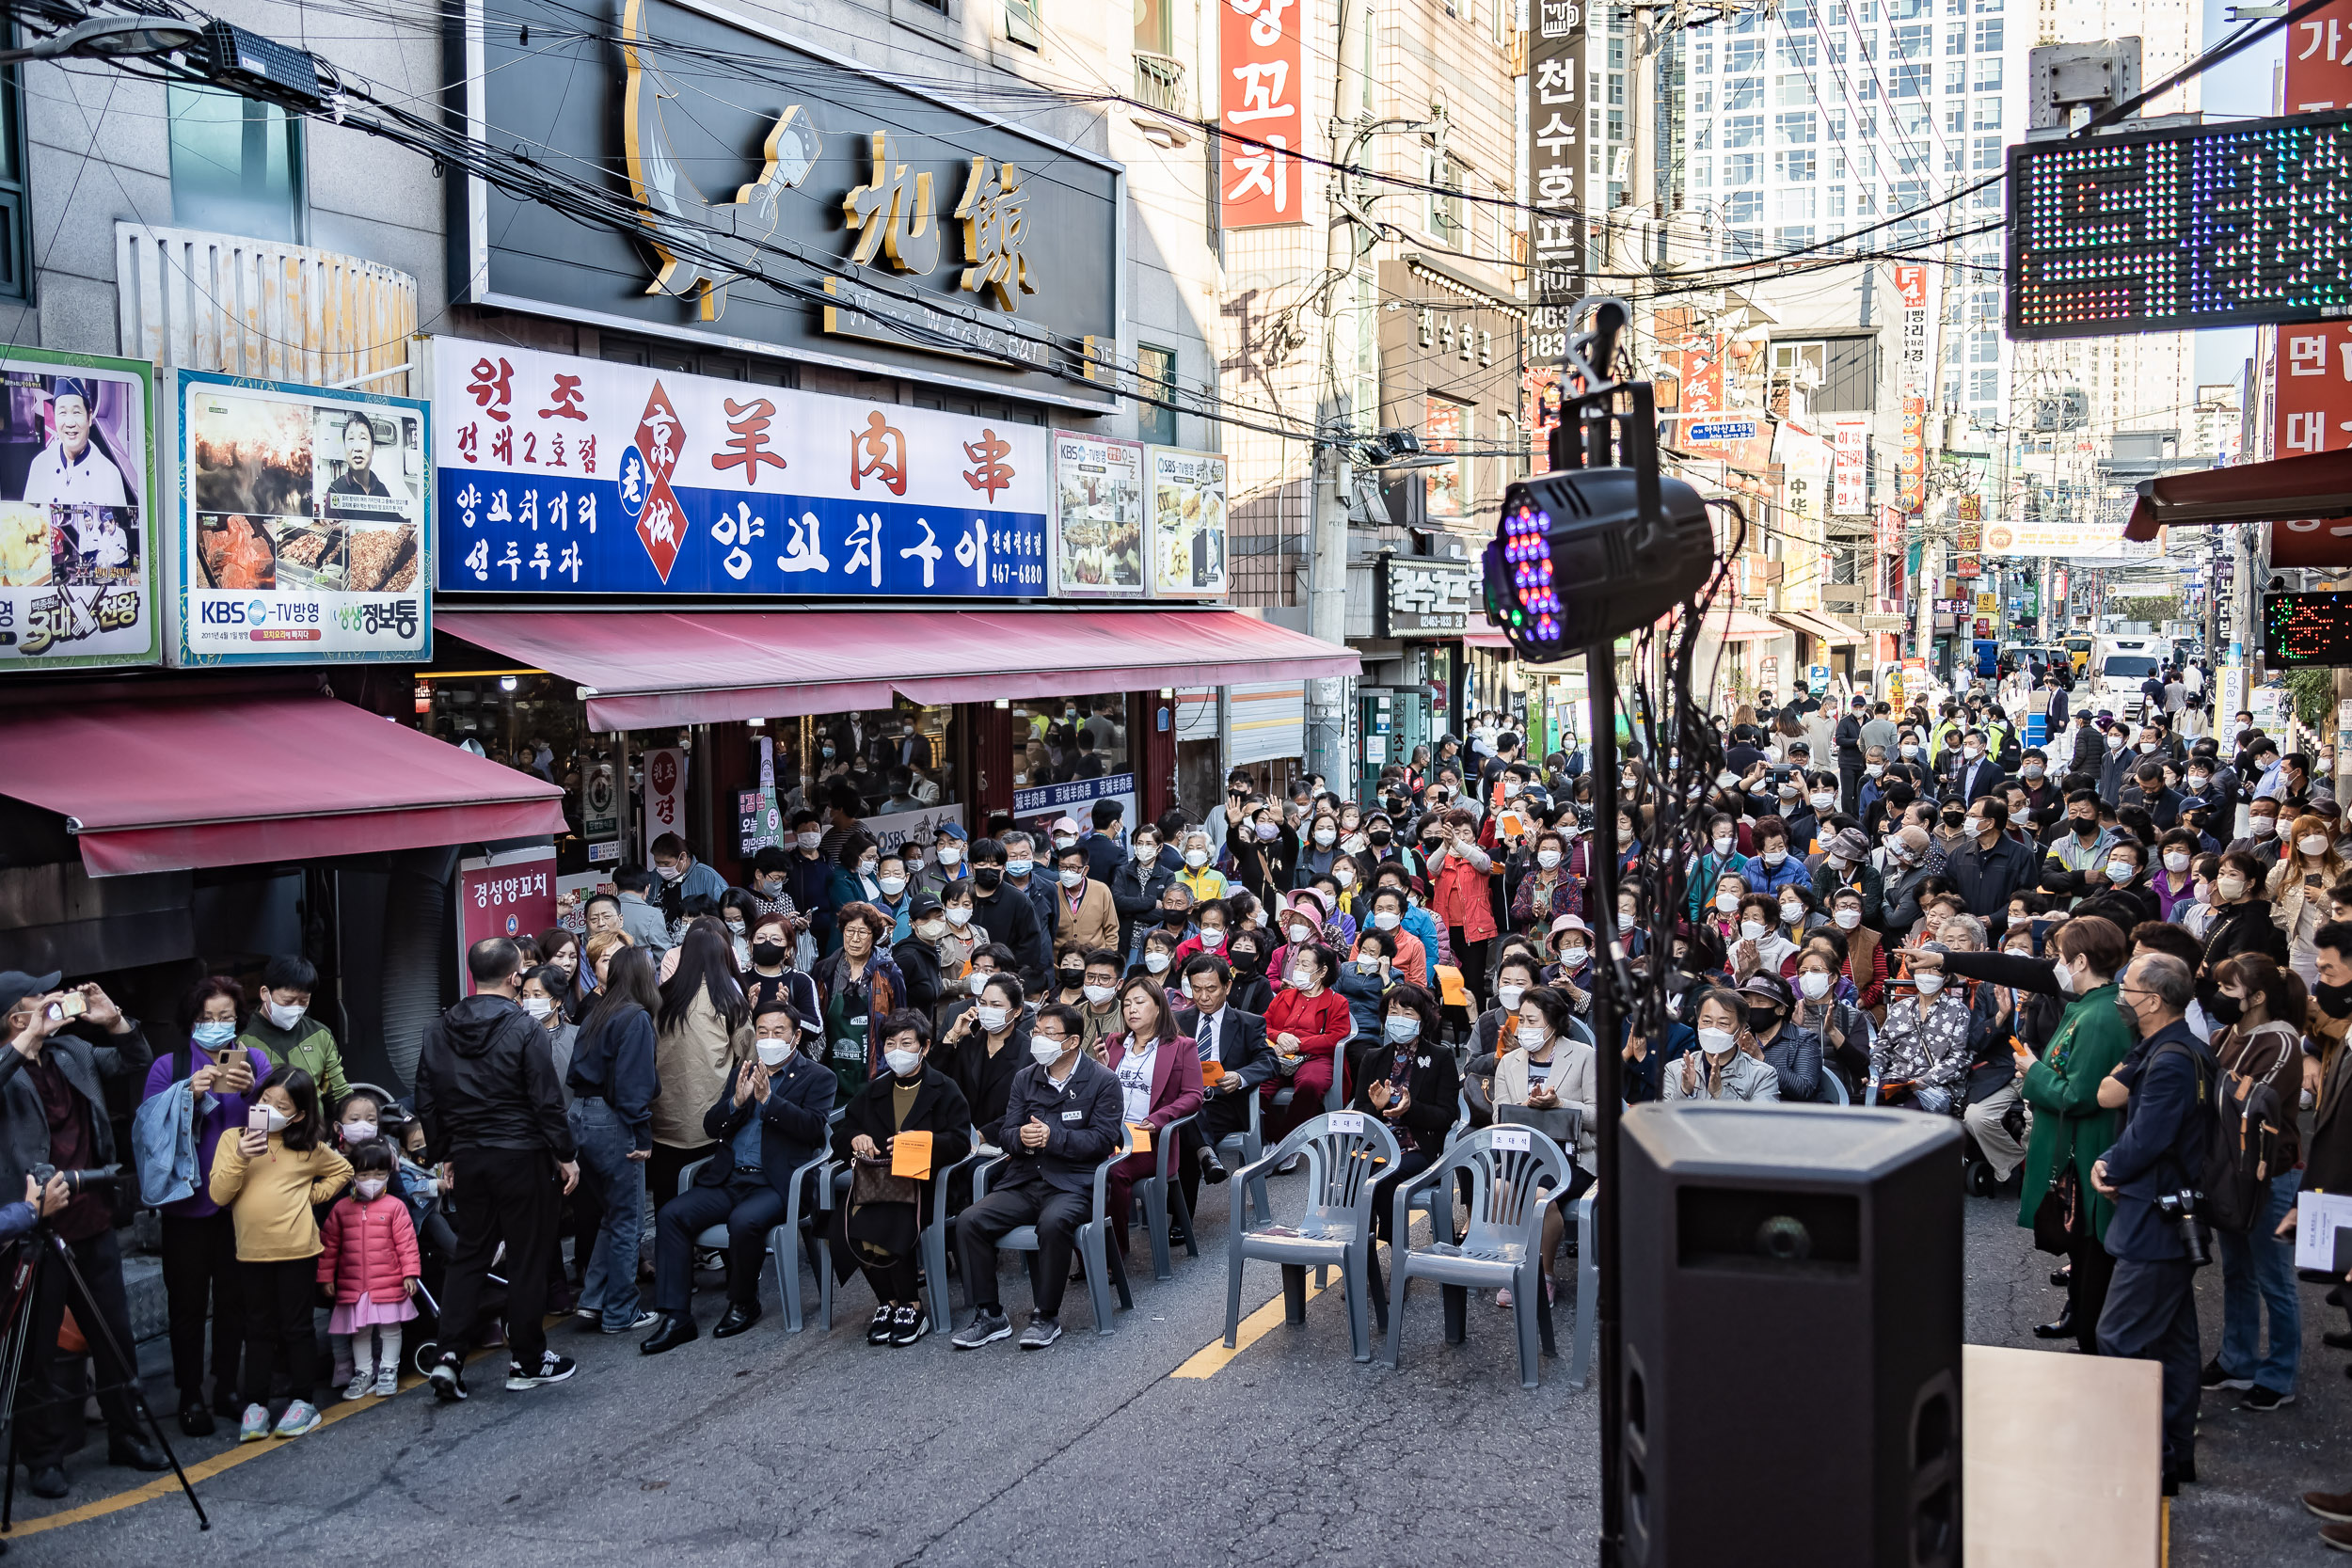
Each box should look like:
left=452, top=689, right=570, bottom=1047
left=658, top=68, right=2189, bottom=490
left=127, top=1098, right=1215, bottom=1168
left=1746, top=1005, right=1782, bottom=1036
left=2317, top=979, right=2352, bottom=1020
left=1057, top=966, right=1085, bottom=989
left=1162, top=909, right=1188, bottom=927
left=1369, top=830, right=1392, bottom=846
left=750, top=941, right=788, bottom=969
left=2205, top=992, right=2246, bottom=1026
left=1230, top=948, right=1264, bottom=974
left=2071, top=816, right=2098, bottom=837
left=973, top=867, right=1004, bottom=892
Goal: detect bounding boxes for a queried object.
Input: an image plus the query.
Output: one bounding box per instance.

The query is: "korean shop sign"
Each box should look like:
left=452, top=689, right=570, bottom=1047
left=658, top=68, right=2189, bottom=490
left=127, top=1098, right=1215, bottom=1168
left=1220, top=0, right=1308, bottom=229
left=432, top=340, right=1048, bottom=597
left=452, top=0, right=1120, bottom=411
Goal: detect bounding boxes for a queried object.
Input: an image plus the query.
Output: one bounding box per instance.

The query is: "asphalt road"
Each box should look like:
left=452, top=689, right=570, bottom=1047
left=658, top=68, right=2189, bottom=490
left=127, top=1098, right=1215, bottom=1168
left=4, top=1174, right=2344, bottom=1565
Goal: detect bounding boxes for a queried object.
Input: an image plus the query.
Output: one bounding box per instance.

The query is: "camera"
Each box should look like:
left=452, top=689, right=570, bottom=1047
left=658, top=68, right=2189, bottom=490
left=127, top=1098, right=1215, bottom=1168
left=28, top=1164, right=123, bottom=1196
left=2153, top=1189, right=2212, bottom=1267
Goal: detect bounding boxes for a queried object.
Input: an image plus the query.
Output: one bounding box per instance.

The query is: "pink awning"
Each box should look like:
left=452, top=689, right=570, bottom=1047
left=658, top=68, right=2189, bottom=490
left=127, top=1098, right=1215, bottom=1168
left=438, top=610, right=1361, bottom=731
left=1464, top=627, right=1515, bottom=650
left=0, top=694, right=569, bottom=876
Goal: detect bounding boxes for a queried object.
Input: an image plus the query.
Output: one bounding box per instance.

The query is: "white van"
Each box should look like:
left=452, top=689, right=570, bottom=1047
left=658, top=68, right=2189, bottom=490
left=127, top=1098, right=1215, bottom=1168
left=2090, top=635, right=2172, bottom=723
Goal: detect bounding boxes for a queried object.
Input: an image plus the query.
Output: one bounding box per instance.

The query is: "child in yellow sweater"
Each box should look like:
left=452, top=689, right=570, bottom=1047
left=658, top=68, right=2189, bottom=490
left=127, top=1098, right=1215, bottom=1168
left=209, top=1066, right=351, bottom=1442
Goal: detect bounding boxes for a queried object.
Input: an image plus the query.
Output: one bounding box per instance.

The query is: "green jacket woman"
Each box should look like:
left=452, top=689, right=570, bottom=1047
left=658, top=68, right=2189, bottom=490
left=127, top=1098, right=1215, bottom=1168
left=2015, top=978, right=2132, bottom=1243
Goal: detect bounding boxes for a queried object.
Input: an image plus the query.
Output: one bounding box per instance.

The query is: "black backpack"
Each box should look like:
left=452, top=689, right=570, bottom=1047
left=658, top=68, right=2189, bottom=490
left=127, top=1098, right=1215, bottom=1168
left=2201, top=1069, right=2287, bottom=1235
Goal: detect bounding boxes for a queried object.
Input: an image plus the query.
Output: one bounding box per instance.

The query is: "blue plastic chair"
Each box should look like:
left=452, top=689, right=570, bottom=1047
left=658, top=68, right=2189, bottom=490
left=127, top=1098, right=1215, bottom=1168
left=1382, top=1124, right=1574, bottom=1389
left=1224, top=1111, right=1402, bottom=1362
left=967, top=1123, right=1135, bottom=1335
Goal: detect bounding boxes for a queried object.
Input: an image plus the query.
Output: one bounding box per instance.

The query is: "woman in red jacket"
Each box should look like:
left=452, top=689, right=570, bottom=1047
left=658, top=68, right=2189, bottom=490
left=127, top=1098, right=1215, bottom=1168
left=1262, top=943, right=1353, bottom=1143
left=1102, top=978, right=1205, bottom=1261
left=1427, top=811, right=1500, bottom=1012
left=315, top=1142, right=421, bottom=1402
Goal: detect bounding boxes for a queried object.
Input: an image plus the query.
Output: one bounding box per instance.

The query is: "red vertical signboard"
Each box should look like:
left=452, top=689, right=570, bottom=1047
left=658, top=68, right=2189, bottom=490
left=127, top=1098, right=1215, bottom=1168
left=1220, top=0, right=1308, bottom=230
left=2269, top=11, right=2352, bottom=570
left=457, top=848, right=558, bottom=996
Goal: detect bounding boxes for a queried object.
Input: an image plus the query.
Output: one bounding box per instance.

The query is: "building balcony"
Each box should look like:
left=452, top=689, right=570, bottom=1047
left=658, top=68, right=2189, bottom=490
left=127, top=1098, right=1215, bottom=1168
left=1131, top=52, right=1192, bottom=145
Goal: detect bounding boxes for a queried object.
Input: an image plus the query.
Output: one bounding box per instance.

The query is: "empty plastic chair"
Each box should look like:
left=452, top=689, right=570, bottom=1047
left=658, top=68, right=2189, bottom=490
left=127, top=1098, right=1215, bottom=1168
left=1224, top=1112, right=1401, bottom=1363
left=1382, top=1124, right=1573, bottom=1389
left=1133, top=1111, right=1200, bottom=1281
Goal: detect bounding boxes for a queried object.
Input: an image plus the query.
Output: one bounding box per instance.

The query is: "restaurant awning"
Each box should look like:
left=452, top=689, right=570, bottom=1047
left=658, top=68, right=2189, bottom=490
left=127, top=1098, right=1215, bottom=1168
left=438, top=609, right=1363, bottom=731
left=1694, top=606, right=1783, bottom=642
left=1770, top=609, right=1862, bottom=646
left=2124, top=449, right=2352, bottom=566
left=0, top=693, right=570, bottom=877
left=1464, top=627, right=1515, bottom=650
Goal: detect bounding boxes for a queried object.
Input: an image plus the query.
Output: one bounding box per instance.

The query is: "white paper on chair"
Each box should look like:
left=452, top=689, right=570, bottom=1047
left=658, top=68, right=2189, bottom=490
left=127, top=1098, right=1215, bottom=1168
left=2294, top=1190, right=2352, bottom=1273
left=1490, top=1128, right=1533, bottom=1151
left=1327, top=1112, right=1365, bottom=1133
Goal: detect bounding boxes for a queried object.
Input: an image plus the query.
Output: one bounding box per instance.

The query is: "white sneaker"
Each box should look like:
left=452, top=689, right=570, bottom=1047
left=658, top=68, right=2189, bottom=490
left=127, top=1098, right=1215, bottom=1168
left=342, top=1370, right=375, bottom=1402
left=373, top=1366, right=399, bottom=1399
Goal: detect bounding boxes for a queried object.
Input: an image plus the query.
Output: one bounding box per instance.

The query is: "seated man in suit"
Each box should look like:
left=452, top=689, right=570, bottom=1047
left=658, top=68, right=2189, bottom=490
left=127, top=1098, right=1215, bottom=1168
left=1170, top=953, right=1281, bottom=1224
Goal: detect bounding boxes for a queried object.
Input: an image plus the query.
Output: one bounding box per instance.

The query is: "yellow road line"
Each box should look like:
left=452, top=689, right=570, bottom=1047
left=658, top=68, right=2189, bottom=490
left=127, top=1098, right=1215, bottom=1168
left=1170, top=1276, right=1328, bottom=1379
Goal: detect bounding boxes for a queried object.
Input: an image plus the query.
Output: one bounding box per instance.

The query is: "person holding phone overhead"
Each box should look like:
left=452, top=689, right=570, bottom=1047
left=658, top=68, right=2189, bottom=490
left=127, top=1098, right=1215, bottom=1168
left=142, top=975, right=276, bottom=1437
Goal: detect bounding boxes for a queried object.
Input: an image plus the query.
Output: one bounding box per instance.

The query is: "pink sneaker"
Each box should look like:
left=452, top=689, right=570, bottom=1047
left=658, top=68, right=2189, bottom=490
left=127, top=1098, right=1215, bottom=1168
left=1495, top=1286, right=1514, bottom=1309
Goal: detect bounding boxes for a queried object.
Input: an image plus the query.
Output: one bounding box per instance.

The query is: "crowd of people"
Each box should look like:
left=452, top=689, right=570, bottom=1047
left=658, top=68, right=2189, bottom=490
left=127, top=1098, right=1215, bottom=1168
left=6, top=668, right=2349, bottom=1540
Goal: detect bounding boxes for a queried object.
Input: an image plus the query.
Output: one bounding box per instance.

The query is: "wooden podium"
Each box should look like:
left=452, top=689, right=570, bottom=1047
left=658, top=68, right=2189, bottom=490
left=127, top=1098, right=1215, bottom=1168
left=1963, top=1343, right=2165, bottom=1567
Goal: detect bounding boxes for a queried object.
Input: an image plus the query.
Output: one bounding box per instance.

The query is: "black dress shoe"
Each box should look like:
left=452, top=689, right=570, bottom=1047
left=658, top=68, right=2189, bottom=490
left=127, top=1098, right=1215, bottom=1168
left=108, top=1433, right=169, bottom=1473
left=213, top=1389, right=242, bottom=1420
left=2326, top=1329, right=2352, bottom=1351
left=1200, top=1151, right=1231, bottom=1185
left=28, top=1465, right=67, bottom=1499
left=2033, top=1310, right=2075, bottom=1339
left=178, top=1396, right=215, bottom=1438
left=2050, top=1266, right=2073, bottom=1289
left=1168, top=1222, right=1191, bottom=1249
left=639, top=1314, right=698, bottom=1355
left=711, top=1303, right=761, bottom=1339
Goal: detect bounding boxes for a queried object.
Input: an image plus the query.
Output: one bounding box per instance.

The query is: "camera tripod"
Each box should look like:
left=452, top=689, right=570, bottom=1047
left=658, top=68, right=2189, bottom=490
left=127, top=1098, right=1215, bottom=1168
left=0, top=1219, right=206, bottom=1535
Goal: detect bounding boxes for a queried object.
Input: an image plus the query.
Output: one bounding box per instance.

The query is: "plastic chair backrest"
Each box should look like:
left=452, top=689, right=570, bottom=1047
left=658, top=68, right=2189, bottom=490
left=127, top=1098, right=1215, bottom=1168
left=1823, top=1070, right=1851, bottom=1105
left=1564, top=1015, right=1596, bottom=1050
left=1271, top=1111, right=1401, bottom=1236
left=1447, top=1125, right=1571, bottom=1258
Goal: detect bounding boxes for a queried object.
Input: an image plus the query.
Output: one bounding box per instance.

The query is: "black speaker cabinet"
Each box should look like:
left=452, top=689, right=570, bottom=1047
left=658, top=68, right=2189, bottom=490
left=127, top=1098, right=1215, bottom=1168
left=1618, top=1103, right=1963, bottom=1567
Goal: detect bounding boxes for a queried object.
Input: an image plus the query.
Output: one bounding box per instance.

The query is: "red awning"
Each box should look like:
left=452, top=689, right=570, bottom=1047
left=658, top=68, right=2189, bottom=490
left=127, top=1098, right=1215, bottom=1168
left=0, top=694, right=569, bottom=876
left=1464, top=627, right=1514, bottom=650
left=438, top=609, right=1362, bottom=731
left=2125, top=450, right=2352, bottom=565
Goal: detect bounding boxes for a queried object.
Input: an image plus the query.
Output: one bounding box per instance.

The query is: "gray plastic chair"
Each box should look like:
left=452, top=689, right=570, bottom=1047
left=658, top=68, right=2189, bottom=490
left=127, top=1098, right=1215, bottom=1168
left=674, top=1148, right=834, bottom=1332
left=1567, top=1182, right=1598, bottom=1388
left=967, top=1122, right=1135, bottom=1335
left=1134, top=1111, right=1199, bottom=1281
left=1823, top=1070, right=1851, bottom=1105
left=1382, top=1124, right=1573, bottom=1389
left=1224, top=1111, right=1402, bottom=1363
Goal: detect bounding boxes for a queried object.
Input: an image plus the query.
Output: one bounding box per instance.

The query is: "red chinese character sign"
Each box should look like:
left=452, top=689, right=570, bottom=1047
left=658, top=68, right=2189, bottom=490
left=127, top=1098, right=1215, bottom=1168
left=642, top=747, right=687, bottom=863
left=1220, top=0, right=1308, bottom=229
left=457, top=848, right=557, bottom=996
left=434, top=337, right=1048, bottom=595
left=1896, top=265, right=1931, bottom=515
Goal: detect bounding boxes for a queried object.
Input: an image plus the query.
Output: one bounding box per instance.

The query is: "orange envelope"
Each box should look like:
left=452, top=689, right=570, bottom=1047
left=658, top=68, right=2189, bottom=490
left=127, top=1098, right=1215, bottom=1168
left=1128, top=1122, right=1152, bottom=1153
left=1202, top=1059, right=1226, bottom=1085
left=889, top=1130, right=934, bottom=1180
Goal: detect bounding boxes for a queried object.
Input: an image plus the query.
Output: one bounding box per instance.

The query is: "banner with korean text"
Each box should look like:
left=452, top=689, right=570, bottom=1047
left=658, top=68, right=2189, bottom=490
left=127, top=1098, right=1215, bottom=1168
left=1220, top=0, right=1308, bottom=229
left=431, top=339, right=1049, bottom=596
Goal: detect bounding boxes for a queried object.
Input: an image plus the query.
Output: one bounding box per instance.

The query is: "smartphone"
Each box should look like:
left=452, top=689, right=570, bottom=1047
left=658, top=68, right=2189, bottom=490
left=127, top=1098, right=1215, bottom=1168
left=246, top=1107, right=271, bottom=1135
left=45, top=992, right=87, bottom=1022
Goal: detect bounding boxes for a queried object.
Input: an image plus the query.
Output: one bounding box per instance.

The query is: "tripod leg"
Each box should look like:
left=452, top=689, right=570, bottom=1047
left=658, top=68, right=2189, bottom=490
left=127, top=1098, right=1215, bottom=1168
left=0, top=1247, right=48, bottom=1534
left=45, top=1236, right=208, bottom=1530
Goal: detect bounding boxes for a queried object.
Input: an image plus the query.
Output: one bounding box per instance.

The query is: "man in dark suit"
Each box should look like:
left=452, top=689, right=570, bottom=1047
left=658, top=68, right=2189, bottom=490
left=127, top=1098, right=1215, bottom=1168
left=1171, top=954, right=1281, bottom=1221
left=2093, top=953, right=2216, bottom=1496
left=951, top=1020, right=1124, bottom=1351
left=1947, top=729, right=2004, bottom=805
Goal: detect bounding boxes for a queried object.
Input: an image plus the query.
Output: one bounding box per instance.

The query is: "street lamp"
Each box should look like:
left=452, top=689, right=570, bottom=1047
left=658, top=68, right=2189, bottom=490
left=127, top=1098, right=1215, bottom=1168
left=0, top=14, right=205, bottom=64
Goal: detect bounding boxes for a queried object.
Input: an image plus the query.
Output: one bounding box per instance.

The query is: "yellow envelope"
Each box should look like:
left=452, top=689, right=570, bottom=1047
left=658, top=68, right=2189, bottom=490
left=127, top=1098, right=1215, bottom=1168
left=890, top=1130, right=934, bottom=1180
left=1128, top=1122, right=1152, bottom=1154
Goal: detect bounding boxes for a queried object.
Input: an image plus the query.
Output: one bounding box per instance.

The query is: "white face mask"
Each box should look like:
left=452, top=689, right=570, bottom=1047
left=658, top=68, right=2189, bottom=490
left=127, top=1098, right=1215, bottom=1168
left=522, top=996, right=555, bottom=1021
left=1915, top=973, right=1945, bottom=996
left=1517, top=1023, right=1548, bottom=1052
left=1833, top=908, right=1861, bottom=929
left=1082, top=983, right=1116, bottom=1006
left=1289, top=966, right=1316, bottom=989
left=1536, top=849, right=1563, bottom=869
left=262, top=1107, right=290, bottom=1133
left=1184, top=848, right=1210, bottom=868
left=1740, top=920, right=1766, bottom=942
left=725, top=918, right=747, bottom=935
left=1797, top=971, right=1831, bottom=1000
left=878, top=875, right=907, bottom=896
left=1710, top=835, right=1733, bottom=855
left=946, top=908, right=973, bottom=928
left=1717, top=772, right=1740, bottom=791
left=2216, top=874, right=2247, bottom=901
left=1031, top=1037, right=1069, bottom=1068
left=2054, top=958, right=2079, bottom=995
left=1779, top=902, right=1804, bottom=925
left=939, top=845, right=964, bottom=866
left=2252, top=816, right=2278, bottom=838
left=1714, top=891, right=1740, bottom=913
left=1900, top=745, right=1920, bottom=759
left=1199, top=927, right=1226, bottom=948
left=1760, top=847, right=1786, bottom=867
left=263, top=999, right=306, bottom=1030
left=1865, top=763, right=1884, bottom=777
left=354, top=1178, right=388, bottom=1201
left=976, top=1004, right=1009, bottom=1033
left=2162, top=850, right=2190, bottom=872
left=1810, top=792, right=1835, bottom=811
left=1143, top=952, right=1171, bottom=974
left=1313, top=827, right=1337, bottom=847
left=755, top=1037, right=794, bottom=1067
left=2139, top=741, right=2158, bottom=753
left=1496, top=984, right=1526, bottom=1012
left=1560, top=945, right=1589, bottom=969
left=884, top=1048, right=923, bottom=1078
left=1696, top=1027, right=1738, bottom=1058
left=796, top=832, right=822, bottom=850
left=342, top=1119, right=377, bottom=1144
left=2106, top=859, right=2137, bottom=883
left=1372, top=910, right=1401, bottom=930
left=917, top=919, right=947, bottom=941
left=1058, top=868, right=1085, bottom=889
left=1053, top=835, right=1077, bottom=850
left=1963, top=747, right=1982, bottom=761
left=2302, top=834, right=2332, bottom=858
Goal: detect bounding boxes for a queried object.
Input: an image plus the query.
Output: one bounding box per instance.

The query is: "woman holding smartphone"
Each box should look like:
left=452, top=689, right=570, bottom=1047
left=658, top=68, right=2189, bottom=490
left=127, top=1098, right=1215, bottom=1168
left=141, top=975, right=277, bottom=1437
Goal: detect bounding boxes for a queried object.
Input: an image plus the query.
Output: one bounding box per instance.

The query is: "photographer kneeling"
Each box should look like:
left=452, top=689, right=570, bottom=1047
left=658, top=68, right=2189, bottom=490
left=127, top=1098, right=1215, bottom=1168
left=0, top=969, right=165, bottom=1497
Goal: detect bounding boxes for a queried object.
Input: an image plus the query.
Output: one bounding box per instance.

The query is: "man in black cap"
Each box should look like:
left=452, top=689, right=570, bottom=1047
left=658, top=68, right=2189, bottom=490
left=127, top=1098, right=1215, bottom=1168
left=0, top=970, right=166, bottom=1496
left=892, top=891, right=951, bottom=1020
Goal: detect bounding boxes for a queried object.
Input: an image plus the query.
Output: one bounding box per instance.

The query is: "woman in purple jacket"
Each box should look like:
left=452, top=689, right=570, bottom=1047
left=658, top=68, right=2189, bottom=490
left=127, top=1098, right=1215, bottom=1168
left=139, top=975, right=274, bottom=1436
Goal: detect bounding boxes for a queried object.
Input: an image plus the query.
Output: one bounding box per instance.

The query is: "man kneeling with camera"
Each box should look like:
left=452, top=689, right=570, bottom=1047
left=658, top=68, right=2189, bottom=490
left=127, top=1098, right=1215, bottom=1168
left=0, top=970, right=165, bottom=1497
left=2091, top=952, right=2216, bottom=1499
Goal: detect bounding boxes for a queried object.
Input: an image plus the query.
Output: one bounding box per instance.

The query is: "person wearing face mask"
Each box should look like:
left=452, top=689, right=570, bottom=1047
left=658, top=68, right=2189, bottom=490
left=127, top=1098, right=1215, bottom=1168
left=914, top=822, right=971, bottom=903
left=2228, top=798, right=2286, bottom=876
left=315, top=1137, right=421, bottom=1404
left=886, top=896, right=953, bottom=1024
left=1790, top=942, right=1868, bottom=1096
left=1820, top=890, right=1887, bottom=1013
left=1354, top=984, right=1464, bottom=1275
left=143, top=975, right=273, bottom=1436
left=1359, top=885, right=1430, bottom=988
left=1173, top=828, right=1231, bottom=907
left=1170, top=954, right=1279, bottom=1212
left=996, top=831, right=1061, bottom=947
left=1046, top=842, right=1120, bottom=963
left=2266, top=814, right=2348, bottom=986
left=2136, top=829, right=2198, bottom=923
left=649, top=832, right=730, bottom=910
left=236, top=954, right=349, bottom=1111
left=1110, top=822, right=1179, bottom=958
left=1100, top=977, right=1206, bottom=1265
left=565, top=946, right=663, bottom=1338
left=1879, top=823, right=1940, bottom=935
left=1731, top=971, right=1825, bottom=1103
left=1474, top=953, right=1547, bottom=1060
left=1663, top=988, right=1783, bottom=1102
left=2039, top=788, right=2118, bottom=905
left=641, top=995, right=837, bottom=1354
left=961, top=839, right=1053, bottom=994
left=1259, top=942, right=1354, bottom=1145
left=826, top=834, right=887, bottom=948
left=1685, top=812, right=1752, bottom=925
left=1740, top=816, right=1811, bottom=898
left=1173, top=897, right=1237, bottom=968
left=1224, top=800, right=1298, bottom=904
left=1810, top=826, right=1886, bottom=935
left=828, top=1011, right=973, bottom=1348
left=1508, top=828, right=1581, bottom=931
left=943, top=972, right=1032, bottom=1135
left=1945, top=728, right=2001, bottom=807
left=1944, top=799, right=2040, bottom=926
left=1869, top=942, right=1972, bottom=1113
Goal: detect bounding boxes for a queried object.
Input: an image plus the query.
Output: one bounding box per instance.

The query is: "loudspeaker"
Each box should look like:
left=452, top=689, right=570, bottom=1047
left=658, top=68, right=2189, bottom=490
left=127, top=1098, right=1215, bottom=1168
left=1618, top=1104, right=1963, bottom=1567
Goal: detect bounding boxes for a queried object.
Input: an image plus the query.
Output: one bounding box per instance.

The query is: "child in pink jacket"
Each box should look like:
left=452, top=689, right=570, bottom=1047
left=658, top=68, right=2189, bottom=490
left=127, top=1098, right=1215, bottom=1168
left=316, top=1141, right=421, bottom=1402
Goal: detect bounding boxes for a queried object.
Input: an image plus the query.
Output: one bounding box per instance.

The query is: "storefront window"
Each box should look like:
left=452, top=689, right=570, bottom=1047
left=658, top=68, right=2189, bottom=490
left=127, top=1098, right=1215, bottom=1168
left=1008, top=693, right=1136, bottom=834
left=777, top=705, right=960, bottom=825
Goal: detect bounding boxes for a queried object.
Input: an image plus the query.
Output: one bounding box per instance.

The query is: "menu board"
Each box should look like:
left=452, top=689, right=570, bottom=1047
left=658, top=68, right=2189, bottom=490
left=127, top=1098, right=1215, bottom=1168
left=174, top=371, right=431, bottom=665
left=1148, top=446, right=1227, bottom=597
left=0, top=348, right=157, bottom=670
left=1049, top=432, right=1145, bottom=596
